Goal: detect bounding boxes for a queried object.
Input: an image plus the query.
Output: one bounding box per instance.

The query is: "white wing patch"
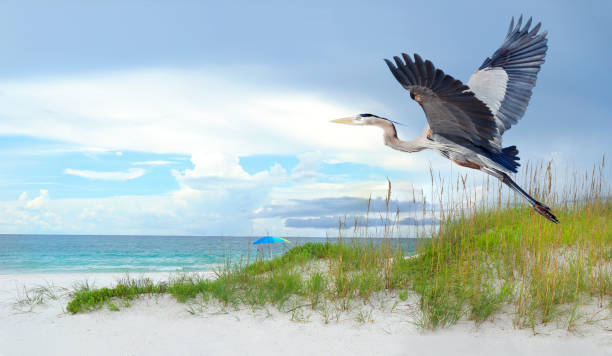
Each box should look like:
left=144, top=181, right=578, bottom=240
left=467, top=68, right=508, bottom=117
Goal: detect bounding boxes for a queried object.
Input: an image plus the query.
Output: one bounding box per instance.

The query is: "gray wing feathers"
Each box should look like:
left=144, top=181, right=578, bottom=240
left=469, top=16, right=548, bottom=135
left=385, top=53, right=501, bottom=152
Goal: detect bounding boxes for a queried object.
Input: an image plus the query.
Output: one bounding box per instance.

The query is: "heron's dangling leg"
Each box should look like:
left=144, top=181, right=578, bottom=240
left=481, top=168, right=559, bottom=224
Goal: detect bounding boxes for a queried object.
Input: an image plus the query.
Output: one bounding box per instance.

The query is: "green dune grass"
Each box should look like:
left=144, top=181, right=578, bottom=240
left=65, top=159, right=610, bottom=330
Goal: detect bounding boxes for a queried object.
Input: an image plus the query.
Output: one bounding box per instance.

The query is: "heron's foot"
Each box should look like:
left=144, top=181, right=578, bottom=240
left=533, top=203, right=559, bottom=224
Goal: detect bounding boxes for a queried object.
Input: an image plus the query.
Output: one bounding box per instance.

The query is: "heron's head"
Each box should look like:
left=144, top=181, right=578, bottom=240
left=330, top=113, right=390, bottom=127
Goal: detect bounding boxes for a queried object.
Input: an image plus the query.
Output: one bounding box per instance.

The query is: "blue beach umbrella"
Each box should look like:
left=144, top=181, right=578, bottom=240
left=252, top=236, right=291, bottom=245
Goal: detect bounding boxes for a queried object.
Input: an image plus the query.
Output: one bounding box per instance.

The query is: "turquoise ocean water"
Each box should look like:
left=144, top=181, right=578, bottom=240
left=0, top=235, right=421, bottom=274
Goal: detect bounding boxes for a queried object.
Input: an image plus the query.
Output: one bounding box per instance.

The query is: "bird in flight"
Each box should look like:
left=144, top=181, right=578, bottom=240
left=332, top=16, right=558, bottom=223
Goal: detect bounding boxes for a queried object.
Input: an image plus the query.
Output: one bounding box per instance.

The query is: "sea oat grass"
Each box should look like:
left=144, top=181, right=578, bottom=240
left=14, top=282, right=69, bottom=312
left=66, top=276, right=167, bottom=313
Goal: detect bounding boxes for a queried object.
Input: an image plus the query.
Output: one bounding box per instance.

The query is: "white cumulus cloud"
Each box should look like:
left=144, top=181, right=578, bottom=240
left=24, top=189, right=50, bottom=210
left=0, top=68, right=445, bottom=235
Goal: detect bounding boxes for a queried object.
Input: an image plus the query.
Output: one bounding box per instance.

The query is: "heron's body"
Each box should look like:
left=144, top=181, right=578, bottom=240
left=332, top=16, right=559, bottom=223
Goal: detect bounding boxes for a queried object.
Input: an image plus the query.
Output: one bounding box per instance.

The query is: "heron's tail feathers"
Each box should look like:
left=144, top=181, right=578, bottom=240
left=499, top=171, right=559, bottom=224
left=491, top=145, right=521, bottom=173
left=502, top=145, right=519, bottom=159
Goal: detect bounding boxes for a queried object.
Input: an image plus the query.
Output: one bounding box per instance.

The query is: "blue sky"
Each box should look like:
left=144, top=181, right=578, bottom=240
left=0, top=1, right=610, bottom=235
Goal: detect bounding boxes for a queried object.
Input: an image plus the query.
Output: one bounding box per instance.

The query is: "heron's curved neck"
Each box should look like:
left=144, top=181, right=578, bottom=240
left=382, top=124, right=428, bottom=153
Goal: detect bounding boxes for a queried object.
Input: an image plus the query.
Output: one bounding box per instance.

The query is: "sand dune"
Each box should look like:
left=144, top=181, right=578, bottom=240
left=1, top=273, right=610, bottom=356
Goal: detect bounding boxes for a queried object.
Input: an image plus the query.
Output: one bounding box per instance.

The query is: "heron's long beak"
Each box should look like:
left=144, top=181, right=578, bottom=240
left=330, top=116, right=358, bottom=125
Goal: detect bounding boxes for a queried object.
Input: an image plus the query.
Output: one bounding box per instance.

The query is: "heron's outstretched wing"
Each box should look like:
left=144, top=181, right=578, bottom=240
left=385, top=53, right=501, bottom=152
left=468, top=16, right=548, bottom=136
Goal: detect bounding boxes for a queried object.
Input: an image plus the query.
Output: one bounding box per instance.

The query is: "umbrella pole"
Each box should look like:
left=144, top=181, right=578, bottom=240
left=256, top=245, right=263, bottom=261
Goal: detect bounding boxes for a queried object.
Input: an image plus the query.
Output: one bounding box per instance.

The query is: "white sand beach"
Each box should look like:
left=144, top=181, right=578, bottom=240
left=1, top=273, right=610, bottom=356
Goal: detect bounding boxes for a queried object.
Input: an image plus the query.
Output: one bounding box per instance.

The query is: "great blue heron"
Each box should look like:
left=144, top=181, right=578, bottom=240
left=332, top=16, right=558, bottom=223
